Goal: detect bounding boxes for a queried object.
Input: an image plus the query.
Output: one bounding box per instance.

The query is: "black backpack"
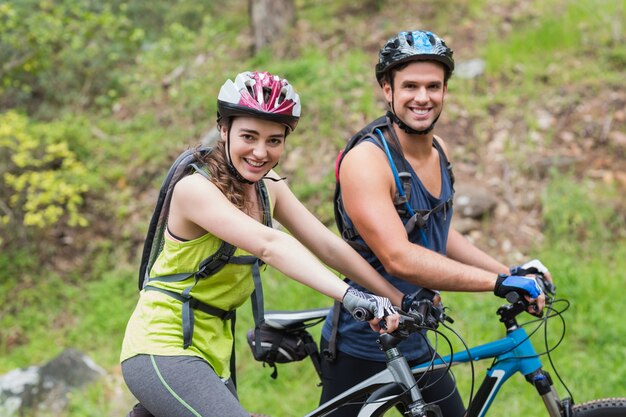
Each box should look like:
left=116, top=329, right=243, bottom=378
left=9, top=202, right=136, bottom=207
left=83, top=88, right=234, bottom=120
left=137, top=146, right=270, bottom=382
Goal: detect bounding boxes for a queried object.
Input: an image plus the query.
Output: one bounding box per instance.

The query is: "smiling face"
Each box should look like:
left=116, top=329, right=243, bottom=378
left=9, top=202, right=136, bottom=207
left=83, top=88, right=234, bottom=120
left=383, top=60, right=447, bottom=135
left=221, top=116, right=286, bottom=182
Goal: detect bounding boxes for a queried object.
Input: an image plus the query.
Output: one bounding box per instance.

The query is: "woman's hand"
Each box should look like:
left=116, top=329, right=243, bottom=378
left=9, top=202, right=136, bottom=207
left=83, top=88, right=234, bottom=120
left=342, top=287, right=400, bottom=333
left=368, top=313, right=400, bottom=333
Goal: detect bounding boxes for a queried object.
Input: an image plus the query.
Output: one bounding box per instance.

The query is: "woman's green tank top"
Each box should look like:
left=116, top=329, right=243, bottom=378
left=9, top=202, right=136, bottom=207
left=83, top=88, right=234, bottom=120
left=121, top=231, right=257, bottom=378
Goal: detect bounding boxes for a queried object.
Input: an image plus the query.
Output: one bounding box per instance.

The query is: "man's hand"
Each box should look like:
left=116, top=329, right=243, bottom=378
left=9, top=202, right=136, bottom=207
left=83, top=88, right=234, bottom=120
left=494, top=274, right=545, bottom=315
left=510, top=259, right=553, bottom=283
left=342, top=287, right=400, bottom=333
left=401, top=288, right=439, bottom=312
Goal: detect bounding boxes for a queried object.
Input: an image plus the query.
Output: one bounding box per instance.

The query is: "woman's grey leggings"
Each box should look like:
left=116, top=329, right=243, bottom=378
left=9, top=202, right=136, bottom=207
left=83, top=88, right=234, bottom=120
left=122, top=354, right=249, bottom=417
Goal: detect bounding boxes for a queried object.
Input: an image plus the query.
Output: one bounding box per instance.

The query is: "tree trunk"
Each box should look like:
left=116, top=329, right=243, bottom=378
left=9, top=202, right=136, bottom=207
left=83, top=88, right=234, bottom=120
left=249, top=0, right=295, bottom=55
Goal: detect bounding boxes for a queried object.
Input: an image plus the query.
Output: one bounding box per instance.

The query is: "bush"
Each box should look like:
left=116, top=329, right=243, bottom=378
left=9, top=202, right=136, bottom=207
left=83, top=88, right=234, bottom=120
left=0, top=111, right=97, bottom=245
left=0, top=1, right=144, bottom=113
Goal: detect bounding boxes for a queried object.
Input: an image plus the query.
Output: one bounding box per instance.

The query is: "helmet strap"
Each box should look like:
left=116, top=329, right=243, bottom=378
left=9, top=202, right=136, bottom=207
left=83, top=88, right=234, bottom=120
left=226, top=129, right=254, bottom=185
left=226, top=127, right=283, bottom=184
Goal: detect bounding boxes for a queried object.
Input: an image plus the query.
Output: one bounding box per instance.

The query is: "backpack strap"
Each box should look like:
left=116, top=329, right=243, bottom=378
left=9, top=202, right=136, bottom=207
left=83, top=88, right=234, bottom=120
left=322, top=299, right=343, bottom=362
left=376, top=127, right=431, bottom=247
left=402, top=137, right=454, bottom=237
left=334, top=119, right=456, bottom=251
left=144, top=166, right=272, bottom=352
left=334, top=116, right=391, bottom=245
left=250, top=180, right=272, bottom=359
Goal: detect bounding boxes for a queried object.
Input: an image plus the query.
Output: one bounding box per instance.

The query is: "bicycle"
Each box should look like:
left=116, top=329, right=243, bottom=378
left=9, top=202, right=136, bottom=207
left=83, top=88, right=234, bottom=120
left=249, top=277, right=626, bottom=416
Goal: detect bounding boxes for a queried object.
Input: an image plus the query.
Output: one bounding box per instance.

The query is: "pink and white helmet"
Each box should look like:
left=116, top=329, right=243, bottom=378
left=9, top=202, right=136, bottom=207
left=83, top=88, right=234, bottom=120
left=217, top=71, right=301, bottom=132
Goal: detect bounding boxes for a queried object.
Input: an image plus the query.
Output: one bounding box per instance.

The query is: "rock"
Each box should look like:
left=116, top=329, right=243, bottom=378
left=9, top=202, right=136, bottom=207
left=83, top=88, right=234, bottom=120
left=0, top=367, right=39, bottom=417
left=451, top=217, right=481, bottom=234
left=0, top=348, right=106, bottom=416
left=454, top=182, right=498, bottom=219
left=455, top=59, right=486, bottom=79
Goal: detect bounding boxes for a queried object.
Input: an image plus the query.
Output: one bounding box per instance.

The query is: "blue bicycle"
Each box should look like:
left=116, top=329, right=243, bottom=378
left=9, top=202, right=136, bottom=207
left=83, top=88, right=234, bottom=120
left=250, top=277, right=626, bottom=416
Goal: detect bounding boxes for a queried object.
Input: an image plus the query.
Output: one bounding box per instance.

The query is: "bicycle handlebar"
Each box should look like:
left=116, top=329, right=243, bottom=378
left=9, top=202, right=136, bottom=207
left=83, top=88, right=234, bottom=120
left=352, top=297, right=449, bottom=341
left=352, top=306, right=373, bottom=322
left=352, top=274, right=555, bottom=334
left=498, top=273, right=557, bottom=327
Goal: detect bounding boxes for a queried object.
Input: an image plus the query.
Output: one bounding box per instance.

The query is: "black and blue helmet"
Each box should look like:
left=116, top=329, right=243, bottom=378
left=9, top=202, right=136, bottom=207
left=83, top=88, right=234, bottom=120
left=375, top=30, right=454, bottom=86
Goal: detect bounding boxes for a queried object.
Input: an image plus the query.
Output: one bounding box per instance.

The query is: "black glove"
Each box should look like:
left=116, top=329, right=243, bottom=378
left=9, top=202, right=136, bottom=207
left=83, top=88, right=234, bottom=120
left=401, top=288, right=437, bottom=313
left=494, top=273, right=543, bottom=300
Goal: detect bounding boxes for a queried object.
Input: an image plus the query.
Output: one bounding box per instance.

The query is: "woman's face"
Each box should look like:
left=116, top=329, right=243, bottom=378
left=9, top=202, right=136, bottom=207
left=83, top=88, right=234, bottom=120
left=221, top=116, right=286, bottom=182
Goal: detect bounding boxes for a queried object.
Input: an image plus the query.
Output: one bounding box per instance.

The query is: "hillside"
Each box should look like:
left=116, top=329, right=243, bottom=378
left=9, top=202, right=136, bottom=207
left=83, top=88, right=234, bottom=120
left=1, top=0, right=625, bottom=416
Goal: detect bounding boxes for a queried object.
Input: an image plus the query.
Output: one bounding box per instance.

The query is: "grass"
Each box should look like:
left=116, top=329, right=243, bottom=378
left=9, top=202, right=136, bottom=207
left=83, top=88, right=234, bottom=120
left=4, top=221, right=624, bottom=416
left=2, top=0, right=625, bottom=415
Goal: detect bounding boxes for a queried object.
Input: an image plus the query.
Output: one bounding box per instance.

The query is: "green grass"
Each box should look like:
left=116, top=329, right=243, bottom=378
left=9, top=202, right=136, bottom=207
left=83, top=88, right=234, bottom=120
left=1, top=182, right=624, bottom=416
left=2, top=0, right=625, bottom=415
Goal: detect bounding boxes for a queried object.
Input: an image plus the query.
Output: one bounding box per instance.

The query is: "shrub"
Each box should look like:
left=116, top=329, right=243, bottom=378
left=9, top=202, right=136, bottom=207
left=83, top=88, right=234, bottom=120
left=0, top=111, right=95, bottom=245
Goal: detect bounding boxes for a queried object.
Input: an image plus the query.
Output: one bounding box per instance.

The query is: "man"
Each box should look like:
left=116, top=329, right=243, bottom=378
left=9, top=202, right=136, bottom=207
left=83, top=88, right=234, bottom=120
left=319, top=30, right=551, bottom=416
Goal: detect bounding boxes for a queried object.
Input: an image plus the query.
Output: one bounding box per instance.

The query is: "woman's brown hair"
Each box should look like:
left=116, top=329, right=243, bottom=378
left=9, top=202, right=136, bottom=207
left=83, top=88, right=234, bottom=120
left=197, top=140, right=249, bottom=212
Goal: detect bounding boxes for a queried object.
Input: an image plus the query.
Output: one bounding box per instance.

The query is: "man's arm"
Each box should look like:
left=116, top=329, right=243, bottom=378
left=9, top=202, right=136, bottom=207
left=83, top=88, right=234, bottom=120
left=339, top=142, right=497, bottom=293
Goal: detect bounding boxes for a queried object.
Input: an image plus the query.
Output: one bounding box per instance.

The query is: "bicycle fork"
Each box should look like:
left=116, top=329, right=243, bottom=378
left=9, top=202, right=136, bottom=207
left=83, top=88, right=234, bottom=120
left=385, top=347, right=442, bottom=417
left=526, top=369, right=570, bottom=417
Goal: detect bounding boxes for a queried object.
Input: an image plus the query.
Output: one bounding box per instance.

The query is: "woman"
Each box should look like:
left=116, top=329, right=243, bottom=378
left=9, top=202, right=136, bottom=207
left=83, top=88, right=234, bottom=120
left=121, top=71, right=403, bottom=417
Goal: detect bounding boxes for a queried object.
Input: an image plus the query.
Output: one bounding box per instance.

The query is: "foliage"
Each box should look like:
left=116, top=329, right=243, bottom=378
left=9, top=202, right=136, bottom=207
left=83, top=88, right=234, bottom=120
left=542, top=171, right=626, bottom=251
left=0, top=111, right=100, bottom=246
left=1, top=0, right=625, bottom=416
left=482, top=0, right=626, bottom=86
left=0, top=1, right=144, bottom=113
left=104, top=0, right=223, bottom=41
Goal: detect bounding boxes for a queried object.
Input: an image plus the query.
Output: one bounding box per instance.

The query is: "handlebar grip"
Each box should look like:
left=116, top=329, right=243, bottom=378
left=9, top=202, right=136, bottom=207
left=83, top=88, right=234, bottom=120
left=505, top=291, right=521, bottom=304
left=352, top=307, right=374, bottom=322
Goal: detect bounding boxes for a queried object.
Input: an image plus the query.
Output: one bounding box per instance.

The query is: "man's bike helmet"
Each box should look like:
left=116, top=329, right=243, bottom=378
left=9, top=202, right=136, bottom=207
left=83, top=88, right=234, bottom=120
left=375, top=30, right=454, bottom=86
left=217, top=71, right=301, bottom=132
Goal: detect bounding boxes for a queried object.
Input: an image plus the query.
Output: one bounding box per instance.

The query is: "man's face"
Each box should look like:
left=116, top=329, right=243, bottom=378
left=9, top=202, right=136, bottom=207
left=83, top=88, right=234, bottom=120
left=383, top=61, right=447, bottom=134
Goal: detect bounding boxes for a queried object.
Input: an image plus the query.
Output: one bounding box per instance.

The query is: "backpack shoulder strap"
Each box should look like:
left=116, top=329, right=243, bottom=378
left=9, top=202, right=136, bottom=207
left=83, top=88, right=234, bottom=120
left=257, top=180, right=272, bottom=228
left=334, top=116, right=412, bottom=244
left=432, top=136, right=455, bottom=190
left=138, top=147, right=211, bottom=290
left=333, top=116, right=390, bottom=241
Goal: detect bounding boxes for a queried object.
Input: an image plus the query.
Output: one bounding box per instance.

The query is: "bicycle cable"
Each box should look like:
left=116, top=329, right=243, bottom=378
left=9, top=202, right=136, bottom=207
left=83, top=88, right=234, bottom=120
left=491, top=297, right=569, bottom=363
left=413, top=328, right=452, bottom=391
left=440, top=314, right=477, bottom=410
left=489, top=296, right=575, bottom=404
left=543, top=297, right=575, bottom=403
left=341, top=323, right=457, bottom=410
left=389, top=318, right=467, bottom=409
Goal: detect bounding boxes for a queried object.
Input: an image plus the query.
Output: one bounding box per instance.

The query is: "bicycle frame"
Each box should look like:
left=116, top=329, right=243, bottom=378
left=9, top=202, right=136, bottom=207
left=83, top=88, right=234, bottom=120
left=411, top=325, right=562, bottom=417
left=304, top=350, right=435, bottom=417
left=261, top=283, right=626, bottom=417
left=262, top=297, right=569, bottom=417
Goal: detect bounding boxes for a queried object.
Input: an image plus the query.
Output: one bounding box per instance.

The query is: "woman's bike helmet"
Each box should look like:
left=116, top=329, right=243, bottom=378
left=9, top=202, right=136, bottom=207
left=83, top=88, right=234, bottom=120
left=217, top=71, right=301, bottom=183
left=375, top=30, right=454, bottom=86
left=217, top=71, right=301, bottom=132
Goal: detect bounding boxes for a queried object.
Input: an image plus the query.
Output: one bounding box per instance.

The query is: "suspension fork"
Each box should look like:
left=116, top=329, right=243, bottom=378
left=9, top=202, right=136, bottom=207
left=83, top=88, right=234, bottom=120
left=385, top=347, right=441, bottom=417
left=526, top=369, right=566, bottom=417
left=385, top=347, right=431, bottom=417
